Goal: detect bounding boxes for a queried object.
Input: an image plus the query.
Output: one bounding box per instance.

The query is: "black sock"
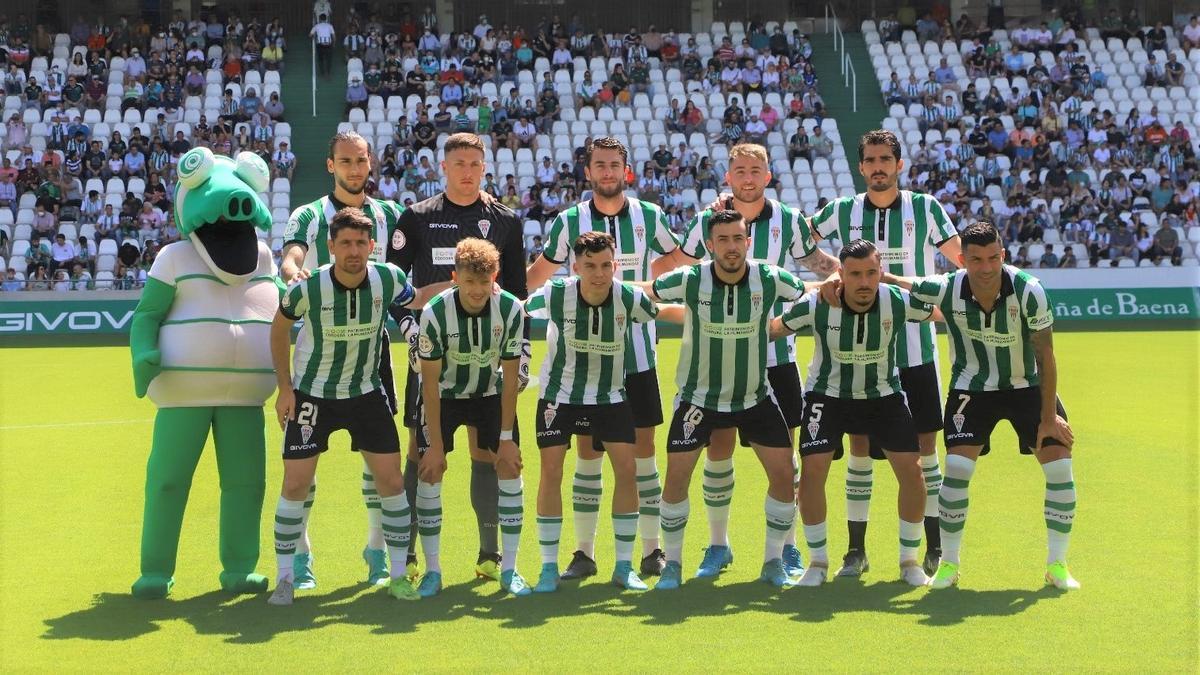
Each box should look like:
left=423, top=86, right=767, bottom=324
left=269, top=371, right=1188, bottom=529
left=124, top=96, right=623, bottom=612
left=924, top=515, right=941, bottom=552
left=405, top=457, right=420, bottom=557
left=471, top=459, right=499, bottom=555
left=847, top=520, right=868, bottom=553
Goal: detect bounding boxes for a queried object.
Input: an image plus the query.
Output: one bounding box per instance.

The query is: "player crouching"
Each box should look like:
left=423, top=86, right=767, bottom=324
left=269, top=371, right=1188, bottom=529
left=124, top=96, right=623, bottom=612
left=415, top=238, right=531, bottom=597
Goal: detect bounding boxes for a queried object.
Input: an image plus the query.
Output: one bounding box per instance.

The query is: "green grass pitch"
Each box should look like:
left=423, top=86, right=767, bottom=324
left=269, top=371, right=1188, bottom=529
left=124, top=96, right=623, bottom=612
left=1, top=331, right=1196, bottom=671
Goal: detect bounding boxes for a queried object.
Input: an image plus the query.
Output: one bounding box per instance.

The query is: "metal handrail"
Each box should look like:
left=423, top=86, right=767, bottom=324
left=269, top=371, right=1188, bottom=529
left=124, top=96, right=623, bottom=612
left=311, top=37, right=317, bottom=117
left=825, top=4, right=858, bottom=113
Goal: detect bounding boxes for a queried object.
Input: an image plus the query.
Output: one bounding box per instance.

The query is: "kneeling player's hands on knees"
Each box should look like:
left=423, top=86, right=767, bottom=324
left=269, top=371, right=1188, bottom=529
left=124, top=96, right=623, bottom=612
left=497, top=440, right=522, bottom=473
left=1038, top=415, right=1073, bottom=449
left=275, top=388, right=296, bottom=429
left=419, top=446, right=447, bottom=482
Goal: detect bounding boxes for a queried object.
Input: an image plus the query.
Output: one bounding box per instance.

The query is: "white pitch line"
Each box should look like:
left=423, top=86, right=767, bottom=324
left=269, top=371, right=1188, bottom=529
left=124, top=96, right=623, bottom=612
left=0, top=418, right=153, bottom=431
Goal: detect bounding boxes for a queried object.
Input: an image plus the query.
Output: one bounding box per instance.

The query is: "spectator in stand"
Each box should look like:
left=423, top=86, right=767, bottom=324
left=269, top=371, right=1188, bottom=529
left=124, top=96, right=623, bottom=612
left=344, top=74, right=368, bottom=114
left=1, top=268, right=22, bottom=291
left=310, top=13, right=336, bottom=76
left=1182, top=16, right=1200, bottom=53
left=272, top=141, right=295, bottom=180
left=1108, top=224, right=1137, bottom=265
left=1148, top=220, right=1183, bottom=266
left=810, top=126, right=834, bottom=159
left=1039, top=244, right=1059, bottom=269
left=49, top=233, right=77, bottom=275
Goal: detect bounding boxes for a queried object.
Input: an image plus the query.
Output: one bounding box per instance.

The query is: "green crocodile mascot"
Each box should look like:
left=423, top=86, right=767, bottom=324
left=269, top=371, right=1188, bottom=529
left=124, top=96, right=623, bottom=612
left=129, top=147, right=282, bottom=599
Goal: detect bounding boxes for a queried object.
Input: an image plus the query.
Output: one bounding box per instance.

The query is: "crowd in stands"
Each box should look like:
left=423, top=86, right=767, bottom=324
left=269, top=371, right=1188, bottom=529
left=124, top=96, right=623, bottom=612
left=0, top=11, right=294, bottom=290
left=338, top=8, right=843, bottom=255
left=871, top=4, right=1200, bottom=268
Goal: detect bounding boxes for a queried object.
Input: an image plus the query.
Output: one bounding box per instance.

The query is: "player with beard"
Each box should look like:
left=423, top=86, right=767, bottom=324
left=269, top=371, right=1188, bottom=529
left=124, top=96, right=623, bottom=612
left=388, top=133, right=528, bottom=583
left=808, top=130, right=963, bottom=578
left=278, top=131, right=407, bottom=589
left=638, top=210, right=820, bottom=589
left=525, top=136, right=693, bottom=581
left=678, top=143, right=839, bottom=581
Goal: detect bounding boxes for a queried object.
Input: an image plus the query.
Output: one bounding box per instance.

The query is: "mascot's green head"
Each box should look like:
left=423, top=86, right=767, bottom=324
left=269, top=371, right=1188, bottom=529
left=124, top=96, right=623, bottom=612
left=173, top=147, right=272, bottom=284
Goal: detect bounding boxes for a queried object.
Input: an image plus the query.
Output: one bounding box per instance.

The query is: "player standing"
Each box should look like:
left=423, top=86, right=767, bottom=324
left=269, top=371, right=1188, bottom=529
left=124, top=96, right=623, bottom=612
left=389, top=132, right=528, bottom=582
left=641, top=210, right=816, bottom=590
left=525, top=137, right=691, bottom=579
left=678, top=143, right=838, bottom=579
left=414, top=238, right=530, bottom=597
left=526, top=232, right=660, bottom=592
left=770, top=240, right=935, bottom=587
left=267, top=208, right=439, bottom=604
left=808, top=129, right=963, bottom=577
left=280, top=131, right=406, bottom=588
left=884, top=221, right=1078, bottom=590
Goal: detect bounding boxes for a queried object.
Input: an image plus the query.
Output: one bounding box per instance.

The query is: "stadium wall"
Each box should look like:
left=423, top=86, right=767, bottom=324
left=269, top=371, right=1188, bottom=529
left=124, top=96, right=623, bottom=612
left=2, top=268, right=1197, bottom=345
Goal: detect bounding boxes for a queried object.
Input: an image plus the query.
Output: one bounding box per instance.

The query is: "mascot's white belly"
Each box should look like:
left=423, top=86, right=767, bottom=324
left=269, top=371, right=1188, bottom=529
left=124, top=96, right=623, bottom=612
left=149, top=240, right=280, bottom=407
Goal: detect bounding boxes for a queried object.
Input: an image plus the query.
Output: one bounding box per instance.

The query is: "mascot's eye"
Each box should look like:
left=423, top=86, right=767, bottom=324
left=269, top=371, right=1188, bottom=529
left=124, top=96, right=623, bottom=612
left=241, top=197, right=253, bottom=216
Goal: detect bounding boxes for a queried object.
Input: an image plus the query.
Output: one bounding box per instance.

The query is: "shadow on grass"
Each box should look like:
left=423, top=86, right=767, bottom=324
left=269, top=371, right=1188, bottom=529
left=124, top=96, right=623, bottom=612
left=42, top=575, right=1059, bottom=644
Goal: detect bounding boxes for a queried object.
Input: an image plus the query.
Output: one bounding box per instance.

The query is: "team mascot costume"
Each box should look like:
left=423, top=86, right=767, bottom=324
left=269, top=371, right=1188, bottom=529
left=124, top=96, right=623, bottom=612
left=129, top=148, right=282, bottom=599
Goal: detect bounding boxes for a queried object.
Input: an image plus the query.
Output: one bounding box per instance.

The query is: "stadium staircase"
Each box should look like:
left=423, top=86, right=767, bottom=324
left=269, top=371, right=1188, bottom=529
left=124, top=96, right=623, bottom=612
left=280, top=33, right=348, bottom=207
left=809, top=32, right=886, bottom=193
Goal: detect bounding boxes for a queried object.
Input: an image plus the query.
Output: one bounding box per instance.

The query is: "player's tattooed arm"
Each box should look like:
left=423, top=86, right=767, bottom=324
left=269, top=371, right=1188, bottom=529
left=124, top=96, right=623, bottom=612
left=936, top=235, right=964, bottom=269
left=1030, top=327, right=1073, bottom=449
left=798, top=247, right=839, bottom=280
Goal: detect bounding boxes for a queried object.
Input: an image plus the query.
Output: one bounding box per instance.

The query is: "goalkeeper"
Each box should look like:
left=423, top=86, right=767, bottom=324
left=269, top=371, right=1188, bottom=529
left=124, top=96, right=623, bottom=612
left=388, top=132, right=530, bottom=582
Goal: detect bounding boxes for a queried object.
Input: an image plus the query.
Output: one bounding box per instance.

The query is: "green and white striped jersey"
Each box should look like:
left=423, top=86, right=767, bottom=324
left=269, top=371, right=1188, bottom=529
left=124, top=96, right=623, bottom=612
left=284, top=195, right=405, bottom=268
left=809, top=191, right=958, bottom=368
left=653, top=261, right=805, bottom=412
left=680, top=199, right=817, bottom=367
left=909, top=265, right=1054, bottom=392
left=281, top=262, right=415, bottom=399
left=783, top=284, right=933, bottom=399
left=417, top=287, right=524, bottom=399
left=525, top=277, right=659, bottom=405
left=542, top=198, right=680, bottom=373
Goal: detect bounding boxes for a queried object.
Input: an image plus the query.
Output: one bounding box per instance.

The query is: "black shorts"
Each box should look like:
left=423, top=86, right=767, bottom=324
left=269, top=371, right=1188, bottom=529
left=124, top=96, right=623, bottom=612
left=627, top=367, right=664, bottom=428
left=403, top=368, right=421, bottom=429
left=767, top=363, right=805, bottom=428
left=580, top=368, right=662, bottom=452
left=866, top=361, right=942, bottom=459
left=282, top=388, right=401, bottom=459
left=415, top=395, right=521, bottom=454
left=378, top=331, right=398, bottom=416
left=665, top=396, right=792, bottom=453
left=536, top=398, right=636, bottom=450
left=800, top=393, right=919, bottom=460
left=943, top=387, right=1069, bottom=455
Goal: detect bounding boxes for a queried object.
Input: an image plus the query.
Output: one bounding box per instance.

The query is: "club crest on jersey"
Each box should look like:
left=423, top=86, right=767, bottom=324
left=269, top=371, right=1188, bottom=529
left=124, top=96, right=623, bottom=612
left=952, top=413, right=965, bottom=433
left=771, top=226, right=780, bottom=241
left=806, top=421, right=820, bottom=440
left=882, top=318, right=893, bottom=333
left=300, top=424, right=314, bottom=444
left=904, top=220, right=915, bottom=237
left=751, top=292, right=763, bottom=310
left=634, top=225, right=645, bottom=240
left=492, top=325, right=503, bottom=341
left=1008, top=305, right=1019, bottom=323
left=543, top=403, right=558, bottom=429
left=478, top=219, right=492, bottom=238
left=615, top=315, right=626, bottom=332
left=391, top=229, right=406, bottom=250
left=373, top=297, right=383, bottom=312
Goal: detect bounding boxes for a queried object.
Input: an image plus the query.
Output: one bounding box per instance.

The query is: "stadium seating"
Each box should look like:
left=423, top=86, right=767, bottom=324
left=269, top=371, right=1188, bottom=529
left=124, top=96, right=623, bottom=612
left=2, top=21, right=290, bottom=289
left=864, top=18, right=1200, bottom=267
